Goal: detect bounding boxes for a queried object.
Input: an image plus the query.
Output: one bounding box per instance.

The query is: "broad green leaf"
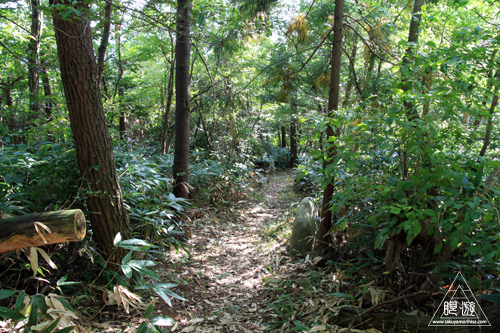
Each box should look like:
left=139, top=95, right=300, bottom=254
left=0, top=290, right=17, bottom=300
left=390, top=207, right=401, bottom=214
left=423, top=209, right=435, bottom=217
left=121, top=264, right=133, bottom=279
left=129, top=260, right=157, bottom=267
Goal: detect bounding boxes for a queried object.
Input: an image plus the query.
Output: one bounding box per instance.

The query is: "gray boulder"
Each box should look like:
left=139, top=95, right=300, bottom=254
left=290, top=197, right=318, bottom=256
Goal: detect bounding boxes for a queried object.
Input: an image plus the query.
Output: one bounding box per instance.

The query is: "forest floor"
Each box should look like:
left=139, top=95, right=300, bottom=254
left=155, top=171, right=301, bottom=332
left=90, top=171, right=363, bottom=332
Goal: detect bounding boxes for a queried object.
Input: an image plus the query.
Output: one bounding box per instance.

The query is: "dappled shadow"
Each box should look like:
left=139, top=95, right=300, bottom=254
left=156, top=172, right=295, bottom=332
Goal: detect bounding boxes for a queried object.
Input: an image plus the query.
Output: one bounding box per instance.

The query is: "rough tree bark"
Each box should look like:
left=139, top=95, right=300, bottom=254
left=173, top=0, right=192, bottom=198
left=316, top=0, right=344, bottom=252
left=50, top=0, right=130, bottom=266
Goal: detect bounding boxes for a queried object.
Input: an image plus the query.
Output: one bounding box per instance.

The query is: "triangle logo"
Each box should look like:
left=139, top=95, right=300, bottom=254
left=428, top=271, right=491, bottom=327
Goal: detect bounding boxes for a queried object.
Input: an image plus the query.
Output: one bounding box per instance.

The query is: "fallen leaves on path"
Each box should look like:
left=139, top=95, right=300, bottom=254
left=157, top=172, right=295, bottom=332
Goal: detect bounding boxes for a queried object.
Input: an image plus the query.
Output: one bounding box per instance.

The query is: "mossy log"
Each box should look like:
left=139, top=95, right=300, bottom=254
left=0, top=209, right=86, bottom=252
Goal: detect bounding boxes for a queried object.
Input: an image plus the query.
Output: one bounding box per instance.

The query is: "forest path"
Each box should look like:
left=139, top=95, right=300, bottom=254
left=159, top=171, right=297, bottom=332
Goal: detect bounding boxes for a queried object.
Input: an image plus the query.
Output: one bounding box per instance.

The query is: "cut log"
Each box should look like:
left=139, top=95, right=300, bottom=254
left=0, top=209, right=86, bottom=253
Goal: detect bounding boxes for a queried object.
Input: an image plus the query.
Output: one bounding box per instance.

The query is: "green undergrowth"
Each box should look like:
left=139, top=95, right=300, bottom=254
left=0, top=141, right=267, bottom=332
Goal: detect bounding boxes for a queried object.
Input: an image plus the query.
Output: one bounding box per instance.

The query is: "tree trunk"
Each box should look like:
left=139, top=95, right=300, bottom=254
left=197, top=99, right=214, bottom=151
left=290, top=103, right=298, bottom=167
left=119, top=86, right=126, bottom=140
left=50, top=0, right=130, bottom=266
left=97, top=0, right=113, bottom=86
left=342, top=34, right=358, bottom=109
left=362, top=52, right=377, bottom=99
left=161, top=54, right=175, bottom=154
left=401, top=0, right=425, bottom=122
left=316, top=0, right=344, bottom=252
left=28, top=0, right=42, bottom=119
left=40, top=58, right=55, bottom=120
left=281, top=126, right=286, bottom=148
left=479, top=70, right=499, bottom=157
left=173, top=0, right=192, bottom=198
left=0, top=210, right=86, bottom=253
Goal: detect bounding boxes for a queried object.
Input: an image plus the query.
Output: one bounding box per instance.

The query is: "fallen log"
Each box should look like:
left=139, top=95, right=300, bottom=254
left=0, top=209, right=86, bottom=253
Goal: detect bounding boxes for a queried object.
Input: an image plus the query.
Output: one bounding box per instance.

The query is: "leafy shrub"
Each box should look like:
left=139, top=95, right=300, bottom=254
left=253, top=141, right=291, bottom=170
left=0, top=142, right=80, bottom=215
left=114, top=148, right=189, bottom=249
left=190, top=151, right=254, bottom=204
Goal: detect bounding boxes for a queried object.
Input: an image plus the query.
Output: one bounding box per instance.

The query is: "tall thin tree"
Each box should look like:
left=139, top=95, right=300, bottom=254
left=50, top=0, right=130, bottom=266
left=28, top=0, right=42, bottom=118
left=316, top=0, right=344, bottom=252
left=172, top=0, right=192, bottom=198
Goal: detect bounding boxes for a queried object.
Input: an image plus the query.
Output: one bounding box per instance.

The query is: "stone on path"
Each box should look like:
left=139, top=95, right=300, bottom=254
left=290, top=197, right=318, bottom=256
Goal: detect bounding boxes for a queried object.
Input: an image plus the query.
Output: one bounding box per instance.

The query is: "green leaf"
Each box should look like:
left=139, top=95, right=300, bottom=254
left=54, top=327, right=76, bottom=333
left=14, top=290, right=25, bottom=312
left=390, top=207, right=401, bottom=214
left=0, top=306, right=24, bottom=320
left=150, top=315, right=175, bottom=326
left=121, top=251, right=133, bottom=265
left=487, top=160, right=500, bottom=168
left=145, top=302, right=154, bottom=318
left=118, top=238, right=153, bottom=251
left=28, top=300, right=37, bottom=326
left=121, top=264, right=133, bottom=279
left=153, top=283, right=178, bottom=289
left=0, top=290, right=17, bottom=300
left=197, top=12, right=205, bottom=25
left=129, top=260, right=157, bottom=267
left=31, top=295, right=47, bottom=315
left=478, top=294, right=500, bottom=302
left=423, top=209, right=435, bottom=217
left=155, top=289, right=172, bottom=307
left=426, top=40, right=437, bottom=48
left=473, top=159, right=485, bottom=189
left=130, top=266, right=159, bottom=280
left=155, top=287, right=186, bottom=302
left=469, top=276, right=480, bottom=289
left=136, top=321, right=149, bottom=333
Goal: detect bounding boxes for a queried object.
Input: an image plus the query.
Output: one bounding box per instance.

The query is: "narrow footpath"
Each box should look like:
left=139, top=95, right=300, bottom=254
left=159, top=172, right=297, bottom=332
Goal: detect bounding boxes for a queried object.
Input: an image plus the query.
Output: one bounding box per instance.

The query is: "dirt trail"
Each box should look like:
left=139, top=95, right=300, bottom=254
left=161, top=172, right=295, bottom=332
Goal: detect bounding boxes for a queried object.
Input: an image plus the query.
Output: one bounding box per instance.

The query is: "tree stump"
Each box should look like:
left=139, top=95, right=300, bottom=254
left=0, top=209, right=86, bottom=252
